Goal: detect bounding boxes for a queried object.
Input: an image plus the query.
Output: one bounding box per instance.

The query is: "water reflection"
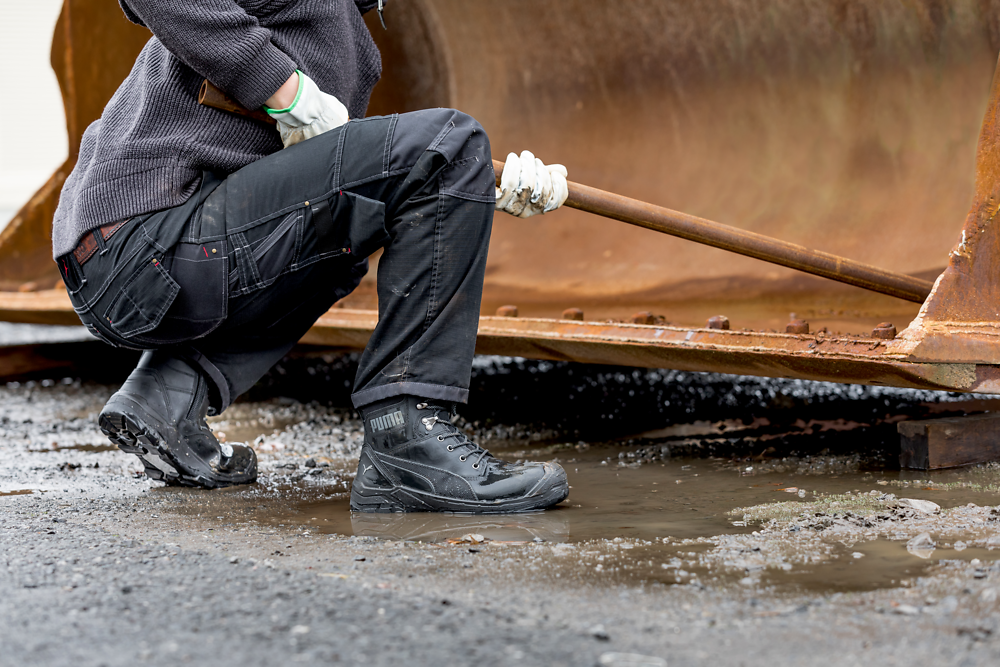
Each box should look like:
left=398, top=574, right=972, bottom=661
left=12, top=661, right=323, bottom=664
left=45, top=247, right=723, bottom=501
left=351, top=509, right=570, bottom=543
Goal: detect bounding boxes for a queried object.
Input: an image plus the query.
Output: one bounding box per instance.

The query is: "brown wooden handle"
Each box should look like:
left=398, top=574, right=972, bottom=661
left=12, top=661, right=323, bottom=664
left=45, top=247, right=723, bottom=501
left=198, top=79, right=276, bottom=126
left=492, top=159, right=932, bottom=303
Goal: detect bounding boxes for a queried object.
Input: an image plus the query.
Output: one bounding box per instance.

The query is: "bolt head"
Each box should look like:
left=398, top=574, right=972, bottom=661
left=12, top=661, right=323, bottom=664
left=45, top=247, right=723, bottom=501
left=707, top=315, right=730, bottom=330
left=496, top=305, right=519, bottom=317
left=562, top=308, right=584, bottom=321
left=872, top=322, right=896, bottom=339
left=786, top=319, right=810, bottom=334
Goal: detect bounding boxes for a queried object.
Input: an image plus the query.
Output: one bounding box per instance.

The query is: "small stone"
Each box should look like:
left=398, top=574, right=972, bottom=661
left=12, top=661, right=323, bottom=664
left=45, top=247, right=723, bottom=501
left=893, top=604, right=920, bottom=616
left=305, top=458, right=317, bottom=468
left=852, top=552, right=864, bottom=559
left=290, top=625, right=310, bottom=635
left=979, top=588, right=998, bottom=603
left=897, top=498, right=940, bottom=514
left=228, top=556, right=239, bottom=564
left=907, top=532, right=936, bottom=559
left=588, top=624, right=611, bottom=641
left=353, top=556, right=366, bottom=562
left=598, top=652, right=667, bottom=667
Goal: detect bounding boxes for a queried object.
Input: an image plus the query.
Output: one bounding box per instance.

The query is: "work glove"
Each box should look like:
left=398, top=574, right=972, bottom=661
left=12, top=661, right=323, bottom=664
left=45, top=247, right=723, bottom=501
left=495, top=150, right=569, bottom=218
left=266, top=71, right=350, bottom=149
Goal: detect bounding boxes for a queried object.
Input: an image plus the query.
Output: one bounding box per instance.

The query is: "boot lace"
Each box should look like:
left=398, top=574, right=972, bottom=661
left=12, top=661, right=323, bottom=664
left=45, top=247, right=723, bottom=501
left=416, top=402, right=492, bottom=470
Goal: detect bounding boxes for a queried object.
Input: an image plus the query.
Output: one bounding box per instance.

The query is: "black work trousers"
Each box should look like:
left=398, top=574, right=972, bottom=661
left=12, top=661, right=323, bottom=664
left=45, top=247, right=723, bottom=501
left=58, top=109, right=495, bottom=413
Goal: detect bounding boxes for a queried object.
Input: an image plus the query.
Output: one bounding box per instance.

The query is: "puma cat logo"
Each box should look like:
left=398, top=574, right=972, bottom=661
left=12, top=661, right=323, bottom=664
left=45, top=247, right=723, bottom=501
left=363, top=464, right=374, bottom=474
left=369, top=410, right=405, bottom=433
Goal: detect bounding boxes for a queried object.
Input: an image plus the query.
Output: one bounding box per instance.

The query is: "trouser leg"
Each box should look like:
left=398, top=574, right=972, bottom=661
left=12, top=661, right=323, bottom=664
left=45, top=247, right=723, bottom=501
left=195, top=109, right=496, bottom=411
left=350, top=153, right=493, bottom=407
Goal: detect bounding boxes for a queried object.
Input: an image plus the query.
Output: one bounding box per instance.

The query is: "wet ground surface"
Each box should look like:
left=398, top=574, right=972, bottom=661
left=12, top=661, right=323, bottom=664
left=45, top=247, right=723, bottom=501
left=3, top=353, right=1000, bottom=665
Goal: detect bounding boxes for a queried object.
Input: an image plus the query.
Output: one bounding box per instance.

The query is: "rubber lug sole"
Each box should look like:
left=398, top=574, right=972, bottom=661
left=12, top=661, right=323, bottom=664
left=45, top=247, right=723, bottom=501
left=99, top=410, right=254, bottom=490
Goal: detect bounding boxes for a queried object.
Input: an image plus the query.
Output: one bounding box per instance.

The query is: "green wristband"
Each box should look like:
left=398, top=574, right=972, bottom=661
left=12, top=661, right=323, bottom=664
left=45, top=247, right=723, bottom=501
left=265, top=70, right=305, bottom=115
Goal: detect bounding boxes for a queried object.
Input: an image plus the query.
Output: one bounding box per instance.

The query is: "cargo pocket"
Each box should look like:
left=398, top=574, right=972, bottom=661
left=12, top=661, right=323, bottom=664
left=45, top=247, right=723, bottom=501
left=138, top=240, right=228, bottom=344
left=102, top=258, right=180, bottom=339
left=309, top=192, right=388, bottom=260
left=253, top=209, right=301, bottom=284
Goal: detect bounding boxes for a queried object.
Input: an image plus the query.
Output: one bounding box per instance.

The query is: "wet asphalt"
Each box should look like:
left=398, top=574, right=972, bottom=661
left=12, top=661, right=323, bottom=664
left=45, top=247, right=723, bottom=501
left=3, top=351, right=1000, bottom=666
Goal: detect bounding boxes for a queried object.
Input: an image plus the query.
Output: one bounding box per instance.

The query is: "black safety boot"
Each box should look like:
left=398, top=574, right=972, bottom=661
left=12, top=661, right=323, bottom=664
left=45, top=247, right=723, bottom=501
left=351, top=396, right=569, bottom=513
left=98, top=351, right=257, bottom=488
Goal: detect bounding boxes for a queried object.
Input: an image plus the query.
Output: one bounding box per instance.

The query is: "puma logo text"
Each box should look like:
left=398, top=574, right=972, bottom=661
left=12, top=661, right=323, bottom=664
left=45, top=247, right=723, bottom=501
left=370, top=410, right=405, bottom=433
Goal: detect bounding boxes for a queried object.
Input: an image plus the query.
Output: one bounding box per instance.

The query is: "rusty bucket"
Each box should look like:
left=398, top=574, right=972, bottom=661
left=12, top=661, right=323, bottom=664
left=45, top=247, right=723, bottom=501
left=4, top=0, right=1000, bottom=393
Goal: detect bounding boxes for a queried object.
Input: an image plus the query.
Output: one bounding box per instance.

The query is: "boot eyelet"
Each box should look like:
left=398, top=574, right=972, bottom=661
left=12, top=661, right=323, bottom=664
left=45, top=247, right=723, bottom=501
left=459, top=455, right=467, bottom=461
left=437, top=436, right=445, bottom=441
left=472, top=463, right=480, bottom=469
left=416, top=402, right=428, bottom=409
left=446, top=445, right=454, bottom=451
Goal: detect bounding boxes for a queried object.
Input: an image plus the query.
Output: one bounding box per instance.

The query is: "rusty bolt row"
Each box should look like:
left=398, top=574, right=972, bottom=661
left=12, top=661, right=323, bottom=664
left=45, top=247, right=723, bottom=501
left=495, top=306, right=590, bottom=321
left=492, top=305, right=897, bottom=341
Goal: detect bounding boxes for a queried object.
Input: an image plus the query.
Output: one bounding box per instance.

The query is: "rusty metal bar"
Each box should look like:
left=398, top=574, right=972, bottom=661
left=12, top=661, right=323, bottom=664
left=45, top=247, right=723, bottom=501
left=491, top=160, right=934, bottom=304
left=196, top=80, right=933, bottom=304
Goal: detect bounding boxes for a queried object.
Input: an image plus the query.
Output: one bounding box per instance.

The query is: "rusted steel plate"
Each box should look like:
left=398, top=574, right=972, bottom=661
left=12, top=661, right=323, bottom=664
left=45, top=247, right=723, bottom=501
left=301, top=310, right=998, bottom=394
left=3, top=294, right=996, bottom=393
left=365, top=0, right=997, bottom=315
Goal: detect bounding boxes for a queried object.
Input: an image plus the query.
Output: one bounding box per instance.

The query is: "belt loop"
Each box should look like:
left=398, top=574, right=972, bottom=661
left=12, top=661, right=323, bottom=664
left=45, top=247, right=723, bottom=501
left=94, top=228, right=108, bottom=255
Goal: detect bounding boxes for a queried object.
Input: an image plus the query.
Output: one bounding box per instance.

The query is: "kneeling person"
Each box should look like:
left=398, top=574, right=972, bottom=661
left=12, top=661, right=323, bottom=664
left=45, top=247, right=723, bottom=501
left=53, top=0, right=569, bottom=512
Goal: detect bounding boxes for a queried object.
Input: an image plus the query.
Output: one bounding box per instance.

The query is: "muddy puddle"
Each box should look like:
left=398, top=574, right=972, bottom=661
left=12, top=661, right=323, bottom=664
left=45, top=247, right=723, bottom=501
left=208, top=445, right=1000, bottom=593
left=6, top=369, right=1000, bottom=595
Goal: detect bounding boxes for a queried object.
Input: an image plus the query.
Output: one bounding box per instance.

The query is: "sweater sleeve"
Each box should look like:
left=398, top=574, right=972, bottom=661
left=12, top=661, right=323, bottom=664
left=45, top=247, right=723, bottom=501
left=118, top=0, right=145, bottom=27
left=354, top=0, right=381, bottom=13
left=118, top=0, right=298, bottom=110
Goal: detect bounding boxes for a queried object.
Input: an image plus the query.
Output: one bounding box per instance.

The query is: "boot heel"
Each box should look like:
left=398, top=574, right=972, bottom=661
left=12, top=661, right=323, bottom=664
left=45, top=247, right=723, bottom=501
left=350, top=489, right=405, bottom=513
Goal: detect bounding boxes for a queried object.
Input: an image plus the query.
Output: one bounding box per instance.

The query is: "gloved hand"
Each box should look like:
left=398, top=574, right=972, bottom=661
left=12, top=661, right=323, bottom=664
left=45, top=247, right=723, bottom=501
left=266, top=71, right=350, bottom=149
left=495, top=150, right=569, bottom=218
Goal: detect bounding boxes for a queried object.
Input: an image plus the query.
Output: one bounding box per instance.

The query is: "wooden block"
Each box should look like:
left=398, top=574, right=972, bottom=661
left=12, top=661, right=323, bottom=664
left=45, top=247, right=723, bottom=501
left=898, top=413, right=1000, bottom=469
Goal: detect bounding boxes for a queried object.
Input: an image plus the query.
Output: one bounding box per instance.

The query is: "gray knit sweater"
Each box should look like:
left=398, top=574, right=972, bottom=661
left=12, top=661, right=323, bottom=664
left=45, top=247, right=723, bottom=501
left=53, top=0, right=382, bottom=258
